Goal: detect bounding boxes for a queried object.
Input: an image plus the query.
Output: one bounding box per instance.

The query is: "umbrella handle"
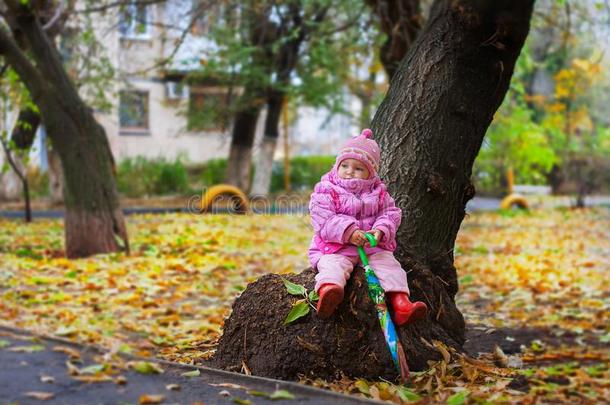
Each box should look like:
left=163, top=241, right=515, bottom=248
left=363, top=232, right=378, bottom=247
left=357, top=233, right=378, bottom=264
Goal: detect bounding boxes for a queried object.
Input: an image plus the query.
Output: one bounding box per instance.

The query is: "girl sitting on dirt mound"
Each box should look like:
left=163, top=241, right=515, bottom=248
left=308, top=128, right=427, bottom=325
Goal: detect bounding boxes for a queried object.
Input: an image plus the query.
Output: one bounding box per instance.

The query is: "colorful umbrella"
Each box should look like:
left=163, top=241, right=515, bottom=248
left=358, top=233, right=409, bottom=382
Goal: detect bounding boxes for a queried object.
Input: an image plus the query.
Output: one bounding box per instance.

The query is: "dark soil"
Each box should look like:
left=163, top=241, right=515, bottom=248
left=211, top=267, right=415, bottom=381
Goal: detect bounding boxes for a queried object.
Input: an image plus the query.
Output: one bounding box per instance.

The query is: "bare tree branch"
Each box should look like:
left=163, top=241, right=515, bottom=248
left=75, top=0, right=168, bottom=15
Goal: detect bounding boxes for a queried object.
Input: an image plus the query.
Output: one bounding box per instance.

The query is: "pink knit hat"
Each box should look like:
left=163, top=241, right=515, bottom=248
left=335, top=128, right=381, bottom=176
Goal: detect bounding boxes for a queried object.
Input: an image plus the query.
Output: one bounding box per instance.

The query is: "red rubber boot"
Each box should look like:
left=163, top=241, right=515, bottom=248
left=316, top=284, right=344, bottom=319
left=389, top=292, right=428, bottom=326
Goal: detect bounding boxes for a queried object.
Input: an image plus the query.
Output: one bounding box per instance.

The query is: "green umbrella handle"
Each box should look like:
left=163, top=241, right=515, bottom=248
left=357, top=233, right=377, bottom=264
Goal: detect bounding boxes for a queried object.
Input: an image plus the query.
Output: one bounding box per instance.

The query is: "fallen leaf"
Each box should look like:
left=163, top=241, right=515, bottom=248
left=209, top=382, right=247, bottom=390
left=79, top=364, right=106, bottom=374
left=54, top=326, right=77, bottom=336
left=493, top=345, right=509, bottom=368
left=181, top=369, right=200, bottom=377
left=269, top=389, right=295, bottom=400
left=232, top=398, right=253, bottom=405
left=139, top=394, right=165, bottom=404
left=241, top=360, right=251, bottom=375
left=129, top=361, right=164, bottom=374
left=53, top=346, right=81, bottom=359
left=432, top=340, right=451, bottom=363
left=248, top=390, right=269, bottom=397
left=24, top=391, right=55, bottom=400
left=72, top=375, right=113, bottom=383
left=40, top=375, right=55, bottom=383
left=447, top=390, right=469, bottom=405
left=65, top=361, right=80, bottom=375
left=9, top=345, right=45, bottom=353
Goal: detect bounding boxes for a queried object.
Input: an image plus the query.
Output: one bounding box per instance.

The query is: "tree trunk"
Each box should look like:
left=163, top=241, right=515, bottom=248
left=224, top=96, right=261, bottom=192
left=547, top=164, right=563, bottom=194
left=46, top=94, right=128, bottom=258
left=212, top=0, right=534, bottom=381
left=47, top=147, right=64, bottom=204
left=370, top=0, right=534, bottom=359
left=0, top=7, right=129, bottom=258
left=366, top=0, right=423, bottom=81
left=251, top=92, right=283, bottom=196
left=0, top=138, right=31, bottom=221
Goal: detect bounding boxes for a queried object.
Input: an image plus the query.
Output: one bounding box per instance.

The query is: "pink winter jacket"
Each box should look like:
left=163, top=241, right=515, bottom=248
left=308, top=165, right=402, bottom=268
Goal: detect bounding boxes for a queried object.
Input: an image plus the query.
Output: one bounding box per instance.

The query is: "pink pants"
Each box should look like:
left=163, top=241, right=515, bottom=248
left=314, top=251, right=409, bottom=294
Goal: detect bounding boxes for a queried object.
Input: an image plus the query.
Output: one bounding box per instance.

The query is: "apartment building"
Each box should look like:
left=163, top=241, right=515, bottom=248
left=95, top=0, right=234, bottom=163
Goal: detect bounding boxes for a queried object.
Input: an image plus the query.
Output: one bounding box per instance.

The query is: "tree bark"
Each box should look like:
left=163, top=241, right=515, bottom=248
left=0, top=5, right=129, bottom=258
left=250, top=92, right=283, bottom=196
left=370, top=0, right=535, bottom=359
left=366, top=0, right=423, bottom=81
left=47, top=148, right=64, bottom=204
left=224, top=95, right=261, bottom=192
left=212, top=0, right=534, bottom=381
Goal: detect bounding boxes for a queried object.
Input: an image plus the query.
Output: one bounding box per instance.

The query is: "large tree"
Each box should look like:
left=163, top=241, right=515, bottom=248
left=212, top=0, right=535, bottom=380
left=0, top=0, right=129, bottom=258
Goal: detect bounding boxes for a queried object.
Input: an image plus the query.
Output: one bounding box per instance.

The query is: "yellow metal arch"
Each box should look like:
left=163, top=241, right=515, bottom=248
left=201, top=184, right=250, bottom=214
left=500, top=193, right=529, bottom=210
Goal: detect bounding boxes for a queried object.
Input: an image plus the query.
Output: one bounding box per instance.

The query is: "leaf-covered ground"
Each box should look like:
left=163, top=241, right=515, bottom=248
left=0, top=208, right=608, bottom=404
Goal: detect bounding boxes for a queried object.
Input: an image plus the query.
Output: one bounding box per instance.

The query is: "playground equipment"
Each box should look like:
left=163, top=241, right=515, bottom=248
left=358, top=233, right=410, bottom=382
left=500, top=167, right=529, bottom=210
left=200, top=184, right=250, bottom=214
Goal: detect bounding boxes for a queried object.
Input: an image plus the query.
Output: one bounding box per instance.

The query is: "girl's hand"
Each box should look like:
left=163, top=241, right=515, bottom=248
left=349, top=230, right=367, bottom=246
left=370, top=229, right=383, bottom=244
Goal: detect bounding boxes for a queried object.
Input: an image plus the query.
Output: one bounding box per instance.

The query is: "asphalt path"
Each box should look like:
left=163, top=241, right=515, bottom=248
left=0, top=326, right=379, bottom=405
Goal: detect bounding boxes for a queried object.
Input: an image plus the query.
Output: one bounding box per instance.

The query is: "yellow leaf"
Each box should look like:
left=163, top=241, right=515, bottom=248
left=139, top=394, right=165, bottom=404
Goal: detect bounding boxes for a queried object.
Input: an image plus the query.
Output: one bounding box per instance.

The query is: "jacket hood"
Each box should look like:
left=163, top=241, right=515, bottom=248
left=322, top=163, right=381, bottom=195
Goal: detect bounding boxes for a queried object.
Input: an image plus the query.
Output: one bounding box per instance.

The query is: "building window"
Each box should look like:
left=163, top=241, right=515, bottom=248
left=188, top=91, right=228, bottom=131
left=119, top=91, right=149, bottom=133
left=119, top=2, right=151, bottom=39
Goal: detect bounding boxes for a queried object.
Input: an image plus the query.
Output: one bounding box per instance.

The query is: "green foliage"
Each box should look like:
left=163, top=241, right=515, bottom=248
left=270, top=155, right=335, bottom=192
left=198, top=158, right=228, bottom=188
left=474, top=14, right=610, bottom=195
left=281, top=277, right=318, bottom=325
left=192, top=155, right=334, bottom=192
left=282, top=277, right=307, bottom=296
left=116, top=157, right=190, bottom=197
left=187, top=0, right=368, bottom=125
left=475, top=97, right=557, bottom=194
left=59, top=7, right=116, bottom=112
left=283, top=299, right=310, bottom=325
left=447, top=391, right=469, bottom=405
left=27, top=168, right=50, bottom=199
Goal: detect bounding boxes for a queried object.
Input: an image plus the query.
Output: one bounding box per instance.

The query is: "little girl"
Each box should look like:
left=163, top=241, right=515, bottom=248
left=308, top=128, right=427, bottom=325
